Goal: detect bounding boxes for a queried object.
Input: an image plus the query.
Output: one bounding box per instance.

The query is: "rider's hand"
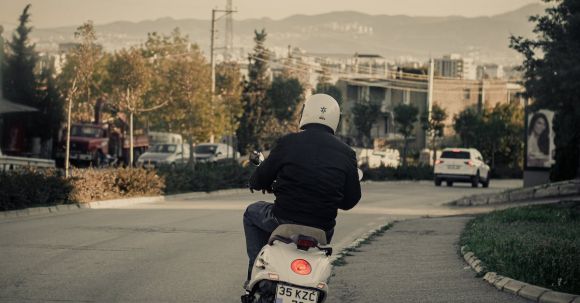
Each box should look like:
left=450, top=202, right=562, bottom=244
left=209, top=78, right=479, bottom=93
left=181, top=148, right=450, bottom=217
left=249, top=151, right=264, bottom=166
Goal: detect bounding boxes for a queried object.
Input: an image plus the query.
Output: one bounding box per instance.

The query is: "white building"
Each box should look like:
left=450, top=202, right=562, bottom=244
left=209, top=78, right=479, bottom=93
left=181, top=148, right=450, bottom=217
left=477, top=64, right=505, bottom=80
left=434, top=54, right=476, bottom=80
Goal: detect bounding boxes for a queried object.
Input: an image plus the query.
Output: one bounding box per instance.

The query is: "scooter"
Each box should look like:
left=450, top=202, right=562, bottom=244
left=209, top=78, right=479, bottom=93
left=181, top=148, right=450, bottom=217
left=241, top=151, right=362, bottom=303
left=241, top=223, right=333, bottom=303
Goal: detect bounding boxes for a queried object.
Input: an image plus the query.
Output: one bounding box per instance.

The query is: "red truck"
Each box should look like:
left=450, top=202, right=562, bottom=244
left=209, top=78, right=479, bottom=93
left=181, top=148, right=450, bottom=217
left=56, top=123, right=149, bottom=167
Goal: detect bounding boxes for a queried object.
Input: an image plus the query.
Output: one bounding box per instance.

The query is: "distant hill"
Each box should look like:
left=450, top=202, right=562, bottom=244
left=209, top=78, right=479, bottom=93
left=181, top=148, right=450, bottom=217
left=29, top=3, right=545, bottom=64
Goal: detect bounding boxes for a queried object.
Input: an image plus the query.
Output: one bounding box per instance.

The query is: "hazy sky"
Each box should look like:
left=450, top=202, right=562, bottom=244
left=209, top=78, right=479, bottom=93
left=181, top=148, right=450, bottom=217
left=0, top=0, right=539, bottom=28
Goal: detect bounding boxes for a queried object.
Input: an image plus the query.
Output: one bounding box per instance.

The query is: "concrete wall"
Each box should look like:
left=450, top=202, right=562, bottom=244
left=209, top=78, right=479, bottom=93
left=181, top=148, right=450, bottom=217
left=450, top=179, right=580, bottom=206
left=523, top=170, right=551, bottom=188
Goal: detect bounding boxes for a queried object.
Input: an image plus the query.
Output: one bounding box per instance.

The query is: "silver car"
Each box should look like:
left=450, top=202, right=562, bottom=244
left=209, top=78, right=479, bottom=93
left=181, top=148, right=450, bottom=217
left=194, top=143, right=239, bottom=163
left=137, top=143, right=190, bottom=168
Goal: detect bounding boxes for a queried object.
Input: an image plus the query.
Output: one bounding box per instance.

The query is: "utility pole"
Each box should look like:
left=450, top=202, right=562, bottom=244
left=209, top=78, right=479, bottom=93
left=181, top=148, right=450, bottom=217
left=210, top=6, right=236, bottom=143
left=0, top=26, right=4, bottom=101
left=225, top=0, right=234, bottom=60
left=427, top=58, right=434, bottom=119
left=427, top=57, right=435, bottom=162
left=479, top=66, right=486, bottom=112
left=0, top=26, right=5, bottom=155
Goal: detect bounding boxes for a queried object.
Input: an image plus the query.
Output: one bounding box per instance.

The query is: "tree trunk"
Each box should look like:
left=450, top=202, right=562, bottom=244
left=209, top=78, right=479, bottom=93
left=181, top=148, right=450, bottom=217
left=431, top=134, right=437, bottom=165
left=65, top=94, right=73, bottom=178
left=187, top=138, right=195, bottom=168
left=402, top=137, right=408, bottom=169
left=576, top=140, right=580, bottom=179
left=129, top=111, right=134, bottom=167
left=64, top=78, right=77, bottom=177
left=491, top=144, right=496, bottom=170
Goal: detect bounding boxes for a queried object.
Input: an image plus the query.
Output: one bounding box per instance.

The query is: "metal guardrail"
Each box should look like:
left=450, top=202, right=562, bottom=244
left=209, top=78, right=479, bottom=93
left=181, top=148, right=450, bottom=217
left=0, top=155, right=56, bottom=171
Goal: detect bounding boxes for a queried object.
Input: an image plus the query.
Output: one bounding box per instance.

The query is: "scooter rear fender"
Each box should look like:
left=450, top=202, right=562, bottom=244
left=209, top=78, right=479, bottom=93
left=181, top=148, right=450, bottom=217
left=248, top=241, right=331, bottom=295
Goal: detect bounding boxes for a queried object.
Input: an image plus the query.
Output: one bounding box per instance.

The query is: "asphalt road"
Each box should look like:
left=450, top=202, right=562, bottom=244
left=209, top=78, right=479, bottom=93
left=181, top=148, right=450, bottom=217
left=0, top=179, right=521, bottom=302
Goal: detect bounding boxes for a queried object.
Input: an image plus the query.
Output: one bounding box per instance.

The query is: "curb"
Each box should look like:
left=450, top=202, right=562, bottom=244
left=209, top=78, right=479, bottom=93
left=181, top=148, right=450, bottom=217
left=87, top=187, right=249, bottom=209
left=461, top=246, right=579, bottom=303
left=0, top=203, right=91, bottom=220
left=1, top=188, right=248, bottom=219
left=330, top=221, right=395, bottom=266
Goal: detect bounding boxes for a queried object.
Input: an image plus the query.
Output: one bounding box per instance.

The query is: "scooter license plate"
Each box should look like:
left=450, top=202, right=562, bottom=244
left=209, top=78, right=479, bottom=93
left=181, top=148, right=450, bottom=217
left=275, top=284, right=319, bottom=303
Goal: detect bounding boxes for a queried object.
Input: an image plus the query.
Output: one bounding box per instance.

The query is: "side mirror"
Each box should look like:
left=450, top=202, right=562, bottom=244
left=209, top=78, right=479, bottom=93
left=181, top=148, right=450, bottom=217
left=216, top=151, right=223, bottom=156
left=249, top=151, right=265, bottom=166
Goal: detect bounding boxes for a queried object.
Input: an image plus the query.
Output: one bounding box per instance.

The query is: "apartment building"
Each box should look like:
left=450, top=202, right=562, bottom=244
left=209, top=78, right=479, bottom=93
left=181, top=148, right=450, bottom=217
left=336, top=75, right=524, bottom=150
left=434, top=54, right=477, bottom=80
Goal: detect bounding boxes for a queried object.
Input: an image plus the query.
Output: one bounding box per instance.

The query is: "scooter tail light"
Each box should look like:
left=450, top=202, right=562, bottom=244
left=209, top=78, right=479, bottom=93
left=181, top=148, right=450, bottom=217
left=297, top=239, right=317, bottom=248
left=291, top=259, right=312, bottom=275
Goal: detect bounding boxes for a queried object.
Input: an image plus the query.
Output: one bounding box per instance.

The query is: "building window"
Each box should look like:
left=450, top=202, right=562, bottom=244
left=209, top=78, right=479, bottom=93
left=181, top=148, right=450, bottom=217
left=403, top=89, right=411, bottom=105
left=463, top=89, right=471, bottom=100
left=370, top=86, right=385, bottom=102
left=358, top=86, right=370, bottom=101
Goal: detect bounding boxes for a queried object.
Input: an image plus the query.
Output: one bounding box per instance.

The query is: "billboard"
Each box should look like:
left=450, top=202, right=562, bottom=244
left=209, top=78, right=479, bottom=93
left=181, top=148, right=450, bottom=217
left=525, top=109, right=555, bottom=169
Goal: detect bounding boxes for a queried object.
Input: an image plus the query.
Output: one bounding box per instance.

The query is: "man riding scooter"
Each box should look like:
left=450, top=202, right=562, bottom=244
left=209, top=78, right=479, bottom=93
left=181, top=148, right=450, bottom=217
left=243, top=93, right=362, bottom=289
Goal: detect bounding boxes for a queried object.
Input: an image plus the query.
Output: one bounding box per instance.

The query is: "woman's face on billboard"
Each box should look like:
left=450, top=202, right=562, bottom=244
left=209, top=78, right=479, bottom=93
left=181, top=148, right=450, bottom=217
left=533, top=117, right=546, bottom=135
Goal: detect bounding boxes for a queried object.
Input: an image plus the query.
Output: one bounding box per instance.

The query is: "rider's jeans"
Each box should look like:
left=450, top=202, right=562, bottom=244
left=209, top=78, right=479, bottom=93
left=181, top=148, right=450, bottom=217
left=243, top=201, right=334, bottom=281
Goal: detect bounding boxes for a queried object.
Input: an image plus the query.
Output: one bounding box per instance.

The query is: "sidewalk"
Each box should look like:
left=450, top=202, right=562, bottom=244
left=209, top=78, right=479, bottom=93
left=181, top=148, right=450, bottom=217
left=327, top=216, right=529, bottom=303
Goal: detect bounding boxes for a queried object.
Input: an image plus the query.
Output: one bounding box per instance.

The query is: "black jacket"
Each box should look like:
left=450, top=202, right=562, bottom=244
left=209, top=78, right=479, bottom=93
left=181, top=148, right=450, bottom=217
left=249, top=124, right=361, bottom=231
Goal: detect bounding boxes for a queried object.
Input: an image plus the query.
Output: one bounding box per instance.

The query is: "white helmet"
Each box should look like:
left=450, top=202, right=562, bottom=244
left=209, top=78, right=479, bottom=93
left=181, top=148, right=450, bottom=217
left=299, top=94, right=340, bottom=133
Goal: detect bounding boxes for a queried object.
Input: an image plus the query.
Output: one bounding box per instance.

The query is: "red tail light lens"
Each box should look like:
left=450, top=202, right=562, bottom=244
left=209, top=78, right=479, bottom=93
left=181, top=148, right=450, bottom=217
left=291, top=259, right=312, bottom=275
left=465, top=161, right=474, bottom=166
left=435, top=160, right=444, bottom=165
left=297, top=239, right=317, bottom=248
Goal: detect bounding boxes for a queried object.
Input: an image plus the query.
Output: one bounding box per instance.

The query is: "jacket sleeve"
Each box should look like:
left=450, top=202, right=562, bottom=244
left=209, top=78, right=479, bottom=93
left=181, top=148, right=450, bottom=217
left=339, top=150, right=361, bottom=210
left=249, top=137, right=287, bottom=190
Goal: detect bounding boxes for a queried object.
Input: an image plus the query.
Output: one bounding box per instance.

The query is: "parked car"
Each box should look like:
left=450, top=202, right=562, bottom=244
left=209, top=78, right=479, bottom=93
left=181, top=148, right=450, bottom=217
left=354, top=147, right=400, bottom=168
left=136, top=143, right=190, bottom=168
left=433, top=148, right=490, bottom=188
left=194, top=143, right=239, bottom=163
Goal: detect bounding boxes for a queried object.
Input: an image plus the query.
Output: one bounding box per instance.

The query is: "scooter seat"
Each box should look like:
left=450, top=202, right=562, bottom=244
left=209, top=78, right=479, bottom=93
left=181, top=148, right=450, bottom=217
left=269, top=224, right=328, bottom=246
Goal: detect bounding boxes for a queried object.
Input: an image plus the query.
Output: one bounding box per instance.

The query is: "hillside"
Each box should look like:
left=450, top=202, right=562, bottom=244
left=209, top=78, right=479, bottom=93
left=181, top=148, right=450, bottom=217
left=28, top=3, right=545, bottom=64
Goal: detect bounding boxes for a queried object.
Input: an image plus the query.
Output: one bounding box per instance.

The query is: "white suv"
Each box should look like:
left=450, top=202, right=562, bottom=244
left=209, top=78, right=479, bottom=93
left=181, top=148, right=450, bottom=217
left=434, top=148, right=490, bottom=188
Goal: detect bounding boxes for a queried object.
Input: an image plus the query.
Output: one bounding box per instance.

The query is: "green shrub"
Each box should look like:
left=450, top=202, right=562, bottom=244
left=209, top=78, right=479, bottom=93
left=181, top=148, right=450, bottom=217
left=362, top=164, right=433, bottom=181
left=460, top=202, right=580, bottom=294
left=0, top=169, right=75, bottom=211
left=158, top=160, right=254, bottom=194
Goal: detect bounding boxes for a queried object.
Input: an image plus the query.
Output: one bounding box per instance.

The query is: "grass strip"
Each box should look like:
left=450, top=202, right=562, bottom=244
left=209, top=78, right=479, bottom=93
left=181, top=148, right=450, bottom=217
left=460, top=201, right=580, bottom=294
